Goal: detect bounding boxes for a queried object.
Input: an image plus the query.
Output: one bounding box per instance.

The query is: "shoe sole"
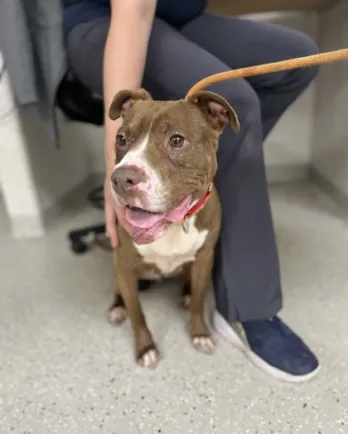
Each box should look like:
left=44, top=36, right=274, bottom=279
left=212, top=311, right=320, bottom=383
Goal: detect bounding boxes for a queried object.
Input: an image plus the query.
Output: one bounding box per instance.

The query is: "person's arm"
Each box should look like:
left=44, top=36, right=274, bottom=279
left=103, top=0, right=157, bottom=246
left=104, top=0, right=156, bottom=175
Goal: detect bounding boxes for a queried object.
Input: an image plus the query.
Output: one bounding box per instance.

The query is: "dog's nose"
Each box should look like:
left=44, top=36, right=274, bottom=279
left=111, top=166, right=144, bottom=194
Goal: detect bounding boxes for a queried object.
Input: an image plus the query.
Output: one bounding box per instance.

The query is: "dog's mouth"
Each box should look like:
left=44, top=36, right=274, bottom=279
left=124, top=196, right=193, bottom=243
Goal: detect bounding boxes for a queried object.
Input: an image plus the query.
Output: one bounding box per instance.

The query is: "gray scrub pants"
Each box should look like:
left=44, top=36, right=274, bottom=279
left=65, top=13, right=319, bottom=322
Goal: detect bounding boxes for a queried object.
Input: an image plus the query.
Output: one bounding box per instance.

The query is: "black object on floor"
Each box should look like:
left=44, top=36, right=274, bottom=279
left=68, top=223, right=106, bottom=254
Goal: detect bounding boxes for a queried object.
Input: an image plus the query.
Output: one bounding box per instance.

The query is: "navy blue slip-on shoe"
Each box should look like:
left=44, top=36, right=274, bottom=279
left=212, top=311, right=320, bottom=383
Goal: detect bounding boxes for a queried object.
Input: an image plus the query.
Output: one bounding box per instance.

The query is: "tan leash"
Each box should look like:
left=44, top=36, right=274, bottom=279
left=185, top=48, right=348, bottom=98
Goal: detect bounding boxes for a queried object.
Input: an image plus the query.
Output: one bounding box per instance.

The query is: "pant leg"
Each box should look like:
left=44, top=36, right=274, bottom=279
left=65, top=16, right=281, bottom=322
left=180, top=15, right=319, bottom=321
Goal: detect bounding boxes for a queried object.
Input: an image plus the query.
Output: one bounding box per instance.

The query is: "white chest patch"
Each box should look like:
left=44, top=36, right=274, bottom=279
left=134, top=216, right=209, bottom=276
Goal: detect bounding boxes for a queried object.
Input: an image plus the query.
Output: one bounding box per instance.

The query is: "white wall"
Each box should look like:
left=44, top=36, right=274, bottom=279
left=311, top=0, right=348, bottom=200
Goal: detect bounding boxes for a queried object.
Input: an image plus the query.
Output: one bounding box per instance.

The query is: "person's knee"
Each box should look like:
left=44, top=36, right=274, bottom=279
left=214, top=81, right=263, bottom=171
left=289, top=31, right=320, bottom=84
left=298, top=33, right=319, bottom=58
left=221, top=81, right=261, bottom=131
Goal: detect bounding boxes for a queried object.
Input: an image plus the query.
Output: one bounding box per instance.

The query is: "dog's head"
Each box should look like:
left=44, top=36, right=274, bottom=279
left=109, top=88, right=239, bottom=241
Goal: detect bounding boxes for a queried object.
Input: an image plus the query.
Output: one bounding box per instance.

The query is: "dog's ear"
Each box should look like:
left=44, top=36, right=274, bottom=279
left=108, top=88, right=152, bottom=120
left=187, top=91, right=240, bottom=133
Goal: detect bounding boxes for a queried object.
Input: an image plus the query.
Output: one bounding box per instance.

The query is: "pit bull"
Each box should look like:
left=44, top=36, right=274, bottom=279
left=107, top=88, right=240, bottom=369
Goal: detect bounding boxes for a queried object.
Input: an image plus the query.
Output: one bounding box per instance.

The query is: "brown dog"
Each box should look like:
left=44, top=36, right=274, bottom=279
left=107, top=88, right=239, bottom=368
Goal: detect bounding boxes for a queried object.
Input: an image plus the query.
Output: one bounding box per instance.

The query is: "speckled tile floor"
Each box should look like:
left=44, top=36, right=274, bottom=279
left=1, top=182, right=348, bottom=434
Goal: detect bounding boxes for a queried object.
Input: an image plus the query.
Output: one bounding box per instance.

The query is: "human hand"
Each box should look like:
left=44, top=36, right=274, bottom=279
left=104, top=175, right=119, bottom=248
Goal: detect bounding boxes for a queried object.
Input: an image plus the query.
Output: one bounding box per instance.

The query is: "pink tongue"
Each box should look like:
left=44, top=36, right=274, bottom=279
left=125, top=195, right=192, bottom=240
left=125, top=208, right=165, bottom=229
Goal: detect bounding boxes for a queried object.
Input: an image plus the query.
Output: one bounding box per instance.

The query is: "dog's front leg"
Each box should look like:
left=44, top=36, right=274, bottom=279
left=189, top=246, right=216, bottom=355
left=114, top=254, right=160, bottom=369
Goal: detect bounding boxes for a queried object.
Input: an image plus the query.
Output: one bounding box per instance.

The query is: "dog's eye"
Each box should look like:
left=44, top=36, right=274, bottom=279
left=116, top=134, right=127, bottom=148
left=169, top=134, right=185, bottom=148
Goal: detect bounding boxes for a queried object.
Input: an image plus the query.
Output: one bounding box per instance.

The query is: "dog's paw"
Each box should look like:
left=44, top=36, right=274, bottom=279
left=136, top=345, right=160, bottom=369
left=181, top=294, right=191, bottom=309
left=192, top=335, right=216, bottom=355
left=108, top=306, right=127, bottom=325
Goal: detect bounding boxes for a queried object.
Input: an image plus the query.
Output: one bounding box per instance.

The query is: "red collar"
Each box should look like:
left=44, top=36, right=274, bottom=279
left=176, top=182, right=214, bottom=225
